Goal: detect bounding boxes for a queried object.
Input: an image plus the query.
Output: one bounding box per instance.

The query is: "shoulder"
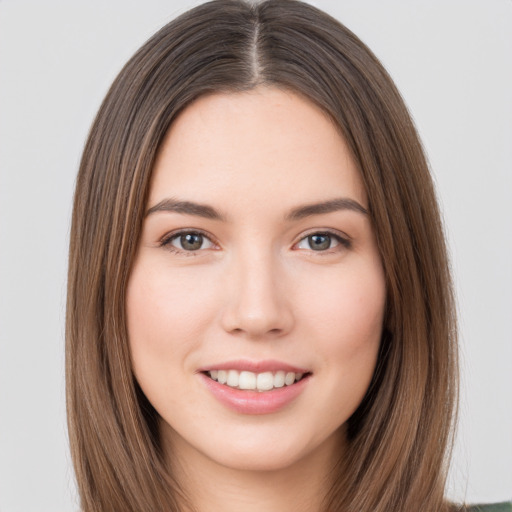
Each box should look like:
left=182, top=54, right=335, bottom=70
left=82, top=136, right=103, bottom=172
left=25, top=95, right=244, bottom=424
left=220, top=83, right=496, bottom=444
left=467, top=503, right=512, bottom=512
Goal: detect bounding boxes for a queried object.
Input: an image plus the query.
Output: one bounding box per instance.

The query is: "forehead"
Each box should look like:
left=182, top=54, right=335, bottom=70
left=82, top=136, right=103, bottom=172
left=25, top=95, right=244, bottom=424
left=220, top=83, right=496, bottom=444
left=149, top=87, right=366, bottom=211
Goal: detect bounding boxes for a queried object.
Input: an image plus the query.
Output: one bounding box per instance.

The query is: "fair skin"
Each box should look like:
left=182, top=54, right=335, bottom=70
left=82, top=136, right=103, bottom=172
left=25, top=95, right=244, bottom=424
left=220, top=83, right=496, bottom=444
left=126, top=87, right=386, bottom=512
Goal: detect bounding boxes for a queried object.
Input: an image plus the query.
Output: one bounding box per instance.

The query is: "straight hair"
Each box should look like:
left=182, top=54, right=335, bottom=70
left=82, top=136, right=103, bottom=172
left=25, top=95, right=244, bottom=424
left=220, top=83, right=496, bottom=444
left=66, top=1, right=459, bottom=510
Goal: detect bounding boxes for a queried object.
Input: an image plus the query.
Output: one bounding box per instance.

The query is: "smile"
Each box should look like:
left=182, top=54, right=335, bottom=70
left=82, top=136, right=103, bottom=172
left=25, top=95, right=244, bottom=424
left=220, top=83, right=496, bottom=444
left=206, top=370, right=306, bottom=392
left=199, top=362, right=312, bottom=414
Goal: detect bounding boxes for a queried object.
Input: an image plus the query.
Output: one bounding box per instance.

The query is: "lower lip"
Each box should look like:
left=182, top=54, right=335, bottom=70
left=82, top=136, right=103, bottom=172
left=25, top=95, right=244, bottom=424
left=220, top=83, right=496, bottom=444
left=199, top=373, right=310, bottom=415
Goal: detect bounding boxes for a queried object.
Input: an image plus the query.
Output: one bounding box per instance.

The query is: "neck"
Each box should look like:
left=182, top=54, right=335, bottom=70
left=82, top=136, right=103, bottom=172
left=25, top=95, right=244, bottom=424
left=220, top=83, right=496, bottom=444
left=163, top=428, right=344, bottom=512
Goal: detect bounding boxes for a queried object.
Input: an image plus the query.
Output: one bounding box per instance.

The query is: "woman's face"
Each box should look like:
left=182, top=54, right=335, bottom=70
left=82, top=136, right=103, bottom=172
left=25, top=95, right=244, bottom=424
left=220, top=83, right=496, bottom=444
left=127, top=87, right=386, bottom=473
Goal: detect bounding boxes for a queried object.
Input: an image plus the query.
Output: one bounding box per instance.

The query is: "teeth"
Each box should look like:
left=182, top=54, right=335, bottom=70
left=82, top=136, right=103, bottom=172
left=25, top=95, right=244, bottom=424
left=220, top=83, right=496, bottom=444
left=274, top=371, right=285, bottom=388
left=284, top=372, right=295, bottom=386
left=256, top=372, right=274, bottom=391
left=227, top=370, right=239, bottom=387
left=239, top=371, right=256, bottom=390
left=217, top=370, right=227, bottom=384
left=207, top=369, right=306, bottom=392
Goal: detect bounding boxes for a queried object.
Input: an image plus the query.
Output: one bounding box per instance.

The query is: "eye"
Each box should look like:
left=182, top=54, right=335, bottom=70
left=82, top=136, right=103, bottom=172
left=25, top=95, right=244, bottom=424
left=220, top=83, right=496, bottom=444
left=295, top=231, right=350, bottom=252
left=161, top=230, right=215, bottom=253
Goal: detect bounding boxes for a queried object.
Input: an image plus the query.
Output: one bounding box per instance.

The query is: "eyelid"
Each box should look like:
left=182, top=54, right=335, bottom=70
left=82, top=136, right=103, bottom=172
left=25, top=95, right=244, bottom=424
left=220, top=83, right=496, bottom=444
left=157, top=227, right=351, bottom=255
left=292, top=228, right=352, bottom=251
left=159, top=228, right=219, bottom=253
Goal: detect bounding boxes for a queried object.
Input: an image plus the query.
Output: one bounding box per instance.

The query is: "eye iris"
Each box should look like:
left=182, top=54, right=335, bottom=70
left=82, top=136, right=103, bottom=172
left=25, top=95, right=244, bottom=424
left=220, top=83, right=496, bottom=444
left=181, top=233, right=203, bottom=250
left=309, top=234, right=330, bottom=251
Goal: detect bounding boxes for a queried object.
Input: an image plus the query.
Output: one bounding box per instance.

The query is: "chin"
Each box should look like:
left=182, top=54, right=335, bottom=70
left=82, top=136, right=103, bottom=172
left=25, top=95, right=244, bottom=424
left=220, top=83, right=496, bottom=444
left=194, top=425, right=341, bottom=475
left=213, top=446, right=304, bottom=473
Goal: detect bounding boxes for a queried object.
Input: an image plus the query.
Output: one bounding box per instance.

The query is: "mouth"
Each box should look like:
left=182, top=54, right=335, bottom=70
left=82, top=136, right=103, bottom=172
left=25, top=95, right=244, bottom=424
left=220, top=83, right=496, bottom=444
left=203, top=369, right=310, bottom=392
left=198, top=360, right=312, bottom=414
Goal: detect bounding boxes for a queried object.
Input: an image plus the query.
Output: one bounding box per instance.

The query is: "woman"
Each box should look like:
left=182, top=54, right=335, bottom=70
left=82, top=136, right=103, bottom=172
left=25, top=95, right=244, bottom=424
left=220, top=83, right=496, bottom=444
left=65, top=1, right=510, bottom=511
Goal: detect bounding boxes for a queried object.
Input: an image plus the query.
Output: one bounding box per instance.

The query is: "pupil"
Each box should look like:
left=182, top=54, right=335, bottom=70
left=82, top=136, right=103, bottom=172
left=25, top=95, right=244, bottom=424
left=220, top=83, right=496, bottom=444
left=309, top=234, right=330, bottom=251
left=181, top=233, right=203, bottom=250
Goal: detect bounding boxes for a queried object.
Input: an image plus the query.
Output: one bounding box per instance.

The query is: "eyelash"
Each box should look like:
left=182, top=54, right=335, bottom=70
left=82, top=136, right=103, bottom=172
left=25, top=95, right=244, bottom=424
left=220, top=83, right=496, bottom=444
left=294, top=230, right=352, bottom=254
left=159, top=229, right=352, bottom=256
left=160, top=229, right=217, bottom=257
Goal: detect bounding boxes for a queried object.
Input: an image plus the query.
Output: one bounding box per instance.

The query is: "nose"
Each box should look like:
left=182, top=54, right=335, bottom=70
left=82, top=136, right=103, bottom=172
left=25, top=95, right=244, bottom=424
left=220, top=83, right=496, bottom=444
left=220, top=250, right=294, bottom=340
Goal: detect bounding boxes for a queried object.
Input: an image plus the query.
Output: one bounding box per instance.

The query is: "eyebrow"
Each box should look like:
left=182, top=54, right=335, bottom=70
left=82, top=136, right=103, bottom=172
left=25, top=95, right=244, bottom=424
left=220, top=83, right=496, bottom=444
left=145, top=196, right=368, bottom=221
left=285, top=197, right=368, bottom=221
left=146, top=198, right=227, bottom=221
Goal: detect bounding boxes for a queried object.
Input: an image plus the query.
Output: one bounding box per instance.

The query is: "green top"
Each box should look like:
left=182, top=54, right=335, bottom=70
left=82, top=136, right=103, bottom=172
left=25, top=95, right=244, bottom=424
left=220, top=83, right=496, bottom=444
left=468, top=503, right=512, bottom=512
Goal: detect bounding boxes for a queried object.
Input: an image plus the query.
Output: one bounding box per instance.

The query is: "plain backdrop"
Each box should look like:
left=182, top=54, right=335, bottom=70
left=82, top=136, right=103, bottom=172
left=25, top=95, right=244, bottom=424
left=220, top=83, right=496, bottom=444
left=0, top=1, right=511, bottom=510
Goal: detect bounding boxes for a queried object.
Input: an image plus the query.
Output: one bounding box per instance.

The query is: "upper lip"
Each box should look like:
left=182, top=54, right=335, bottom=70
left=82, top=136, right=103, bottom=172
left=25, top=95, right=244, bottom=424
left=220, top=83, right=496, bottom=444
left=198, top=359, right=310, bottom=374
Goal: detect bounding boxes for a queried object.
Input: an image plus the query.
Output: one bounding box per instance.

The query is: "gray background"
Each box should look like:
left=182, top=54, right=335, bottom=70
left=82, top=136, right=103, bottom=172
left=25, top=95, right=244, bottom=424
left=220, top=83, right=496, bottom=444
left=0, top=1, right=511, bottom=510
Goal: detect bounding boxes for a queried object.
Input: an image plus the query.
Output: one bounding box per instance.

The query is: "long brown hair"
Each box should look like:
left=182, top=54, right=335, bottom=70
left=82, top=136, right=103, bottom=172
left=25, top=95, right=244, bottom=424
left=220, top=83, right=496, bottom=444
left=66, top=1, right=458, bottom=510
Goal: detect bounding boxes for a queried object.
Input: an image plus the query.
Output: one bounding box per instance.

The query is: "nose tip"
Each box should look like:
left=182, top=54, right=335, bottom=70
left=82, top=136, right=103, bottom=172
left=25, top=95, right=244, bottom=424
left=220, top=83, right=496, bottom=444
left=224, top=312, right=288, bottom=339
left=220, top=259, right=294, bottom=339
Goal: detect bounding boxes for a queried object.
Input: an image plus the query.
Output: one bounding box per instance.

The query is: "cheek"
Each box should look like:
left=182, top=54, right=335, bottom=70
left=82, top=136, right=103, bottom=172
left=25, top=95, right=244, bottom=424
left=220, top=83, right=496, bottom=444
left=296, top=257, right=385, bottom=407
left=126, top=261, right=218, bottom=373
left=300, top=260, right=386, bottom=350
left=301, top=265, right=385, bottom=425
